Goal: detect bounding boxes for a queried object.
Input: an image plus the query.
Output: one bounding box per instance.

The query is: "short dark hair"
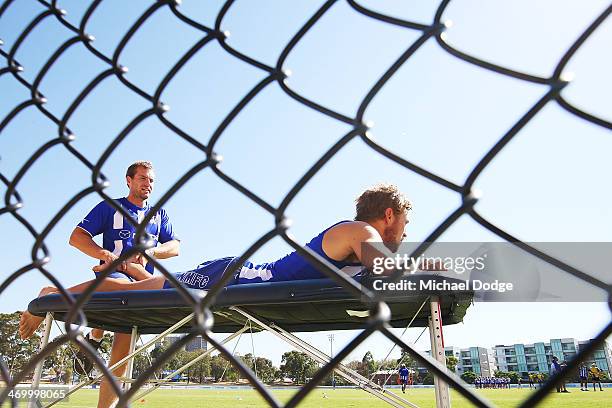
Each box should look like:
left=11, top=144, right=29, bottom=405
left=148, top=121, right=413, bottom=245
left=355, top=183, right=412, bottom=222
left=126, top=161, right=154, bottom=178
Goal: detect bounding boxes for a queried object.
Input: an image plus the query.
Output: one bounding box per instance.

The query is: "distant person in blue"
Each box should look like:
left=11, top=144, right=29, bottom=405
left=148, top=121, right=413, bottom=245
left=399, top=364, right=410, bottom=393
left=579, top=363, right=589, bottom=391
left=68, top=161, right=180, bottom=375
left=22, top=184, right=444, bottom=408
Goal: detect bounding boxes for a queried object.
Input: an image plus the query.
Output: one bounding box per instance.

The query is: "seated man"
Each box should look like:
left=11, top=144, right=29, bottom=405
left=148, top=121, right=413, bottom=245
left=20, top=183, right=416, bottom=408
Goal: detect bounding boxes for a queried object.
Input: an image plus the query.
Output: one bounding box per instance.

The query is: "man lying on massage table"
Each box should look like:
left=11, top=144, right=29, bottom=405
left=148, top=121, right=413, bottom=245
left=20, top=184, right=439, bottom=408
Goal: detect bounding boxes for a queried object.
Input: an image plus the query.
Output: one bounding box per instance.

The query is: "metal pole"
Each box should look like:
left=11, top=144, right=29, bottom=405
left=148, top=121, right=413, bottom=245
left=328, top=334, right=335, bottom=388
left=429, top=297, right=450, bottom=408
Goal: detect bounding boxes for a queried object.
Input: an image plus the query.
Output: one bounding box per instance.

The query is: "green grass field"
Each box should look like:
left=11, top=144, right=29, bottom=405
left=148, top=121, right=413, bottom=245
left=27, top=387, right=608, bottom=408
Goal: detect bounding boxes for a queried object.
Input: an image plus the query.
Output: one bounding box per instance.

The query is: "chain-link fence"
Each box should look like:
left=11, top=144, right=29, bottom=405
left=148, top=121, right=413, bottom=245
left=1, top=0, right=611, bottom=407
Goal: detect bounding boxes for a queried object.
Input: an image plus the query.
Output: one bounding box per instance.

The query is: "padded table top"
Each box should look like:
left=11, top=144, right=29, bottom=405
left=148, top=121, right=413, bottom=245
left=28, top=275, right=473, bottom=333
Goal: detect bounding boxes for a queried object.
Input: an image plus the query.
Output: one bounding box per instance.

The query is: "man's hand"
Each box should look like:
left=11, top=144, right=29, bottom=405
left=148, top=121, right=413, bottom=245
left=93, top=262, right=152, bottom=281
left=99, top=250, right=127, bottom=271
left=127, top=248, right=154, bottom=268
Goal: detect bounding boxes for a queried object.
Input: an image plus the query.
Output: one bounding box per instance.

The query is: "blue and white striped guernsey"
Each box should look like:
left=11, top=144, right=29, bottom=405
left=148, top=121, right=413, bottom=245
left=580, top=365, right=588, bottom=378
left=77, top=197, right=177, bottom=279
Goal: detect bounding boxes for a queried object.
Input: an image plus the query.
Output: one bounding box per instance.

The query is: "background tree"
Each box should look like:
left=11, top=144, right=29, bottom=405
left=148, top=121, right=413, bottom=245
left=210, top=354, right=239, bottom=382
left=239, top=353, right=279, bottom=384
left=98, top=333, right=113, bottom=362
left=507, top=371, right=520, bottom=384
left=254, top=356, right=279, bottom=384
left=461, top=371, right=477, bottom=384
left=279, top=351, right=318, bottom=385
left=446, top=355, right=458, bottom=372
left=397, top=349, right=417, bottom=370
left=188, top=351, right=211, bottom=383
left=361, top=351, right=376, bottom=377
left=377, top=359, right=397, bottom=370
left=0, top=312, right=41, bottom=377
left=131, top=349, right=152, bottom=379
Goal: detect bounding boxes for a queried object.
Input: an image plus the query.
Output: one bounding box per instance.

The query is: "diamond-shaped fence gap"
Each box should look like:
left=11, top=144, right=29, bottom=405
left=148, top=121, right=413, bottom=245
left=428, top=214, right=505, bottom=243
left=472, top=103, right=612, bottom=243
left=0, top=73, right=30, bottom=120
left=155, top=170, right=276, bottom=273
left=0, top=213, right=38, bottom=292
left=523, top=242, right=612, bottom=295
left=3, top=9, right=75, bottom=84
left=219, top=0, right=326, bottom=67
left=0, top=105, right=59, bottom=181
left=6, top=147, right=90, bottom=234
left=161, top=41, right=269, bottom=145
left=82, top=0, right=154, bottom=58
left=62, top=74, right=151, bottom=163
left=283, top=138, right=462, bottom=245
left=112, top=4, right=204, bottom=96
left=34, top=41, right=110, bottom=118
left=174, top=0, right=228, bottom=30
left=213, top=86, right=352, bottom=206
left=95, top=114, right=204, bottom=190
left=0, top=0, right=47, bottom=49
left=281, top=0, right=421, bottom=118
left=350, top=0, right=441, bottom=27
left=363, top=40, right=546, bottom=188
left=561, top=17, right=611, bottom=124
left=441, top=0, right=610, bottom=79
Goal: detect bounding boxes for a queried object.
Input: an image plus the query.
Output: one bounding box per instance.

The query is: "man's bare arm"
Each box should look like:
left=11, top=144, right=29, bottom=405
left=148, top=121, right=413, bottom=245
left=148, top=239, right=180, bottom=259
left=346, top=223, right=399, bottom=276
left=130, top=239, right=180, bottom=269
left=69, top=227, right=119, bottom=265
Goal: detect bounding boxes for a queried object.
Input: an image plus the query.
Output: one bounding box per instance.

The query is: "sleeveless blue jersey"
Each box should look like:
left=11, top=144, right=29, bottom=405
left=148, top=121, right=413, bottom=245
left=77, top=197, right=177, bottom=279
left=167, top=221, right=365, bottom=290
left=236, top=220, right=364, bottom=284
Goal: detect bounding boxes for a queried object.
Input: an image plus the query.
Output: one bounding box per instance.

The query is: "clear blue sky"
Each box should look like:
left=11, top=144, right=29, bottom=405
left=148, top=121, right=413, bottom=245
left=1, top=0, right=610, bottom=367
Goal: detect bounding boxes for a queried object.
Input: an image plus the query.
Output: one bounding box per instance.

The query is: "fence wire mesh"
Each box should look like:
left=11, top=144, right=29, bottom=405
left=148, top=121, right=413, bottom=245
left=1, top=0, right=611, bottom=407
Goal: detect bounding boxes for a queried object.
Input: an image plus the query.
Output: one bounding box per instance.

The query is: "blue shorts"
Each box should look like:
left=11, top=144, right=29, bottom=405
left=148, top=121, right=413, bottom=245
left=163, top=257, right=241, bottom=290
left=400, top=378, right=408, bottom=384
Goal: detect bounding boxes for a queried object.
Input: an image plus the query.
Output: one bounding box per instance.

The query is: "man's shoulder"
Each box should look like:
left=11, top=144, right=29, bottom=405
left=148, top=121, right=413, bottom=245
left=325, top=220, right=378, bottom=242
left=327, top=220, right=371, bottom=233
left=89, top=198, right=122, bottom=213
left=95, top=197, right=122, bottom=206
